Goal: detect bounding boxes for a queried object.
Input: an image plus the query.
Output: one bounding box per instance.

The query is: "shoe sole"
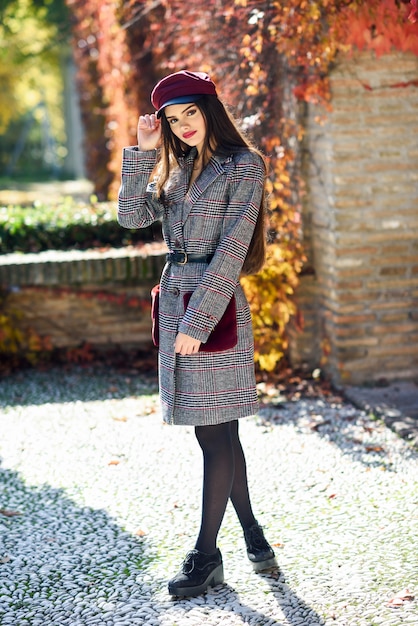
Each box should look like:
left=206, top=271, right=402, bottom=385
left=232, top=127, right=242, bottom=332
left=168, top=563, right=224, bottom=597
left=251, top=556, right=278, bottom=572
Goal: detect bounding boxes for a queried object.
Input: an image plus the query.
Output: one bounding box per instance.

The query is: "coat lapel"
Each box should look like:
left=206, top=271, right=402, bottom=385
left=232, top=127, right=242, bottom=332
left=182, top=153, right=232, bottom=224
left=164, top=152, right=194, bottom=249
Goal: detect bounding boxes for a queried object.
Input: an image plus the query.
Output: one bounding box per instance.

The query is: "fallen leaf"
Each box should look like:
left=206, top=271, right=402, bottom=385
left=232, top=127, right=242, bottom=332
left=0, top=509, right=22, bottom=517
left=0, top=555, right=11, bottom=563
left=108, top=459, right=120, bottom=466
left=365, top=445, right=384, bottom=453
left=272, top=542, right=284, bottom=548
left=135, top=528, right=147, bottom=537
left=387, top=588, right=415, bottom=608
left=398, top=589, right=414, bottom=601
left=308, top=418, right=331, bottom=431
left=387, top=597, right=404, bottom=608
left=112, top=416, right=128, bottom=422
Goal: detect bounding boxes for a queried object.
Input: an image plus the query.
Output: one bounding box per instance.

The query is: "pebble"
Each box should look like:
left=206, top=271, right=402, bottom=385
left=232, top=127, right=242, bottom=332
left=0, top=367, right=416, bottom=626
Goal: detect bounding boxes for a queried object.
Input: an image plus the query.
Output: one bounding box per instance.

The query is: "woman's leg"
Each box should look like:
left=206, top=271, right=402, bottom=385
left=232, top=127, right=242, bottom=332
left=194, top=421, right=235, bottom=554
left=229, top=420, right=277, bottom=571
left=167, top=422, right=232, bottom=596
left=168, top=419, right=276, bottom=595
left=228, top=419, right=257, bottom=529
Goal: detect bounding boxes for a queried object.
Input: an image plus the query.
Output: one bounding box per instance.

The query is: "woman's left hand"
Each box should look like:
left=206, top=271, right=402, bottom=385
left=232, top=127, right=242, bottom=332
left=174, top=333, right=202, bottom=355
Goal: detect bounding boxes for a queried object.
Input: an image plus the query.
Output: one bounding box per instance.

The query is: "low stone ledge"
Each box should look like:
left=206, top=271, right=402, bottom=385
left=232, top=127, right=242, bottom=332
left=0, top=245, right=167, bottom=351
left=0, top=244, right=167, bottom=287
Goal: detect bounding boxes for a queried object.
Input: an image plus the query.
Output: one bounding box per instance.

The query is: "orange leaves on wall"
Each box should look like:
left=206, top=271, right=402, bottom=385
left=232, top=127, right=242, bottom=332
left=408, top=0, right=418, bottom=23
left=333, top=0, right=418, bottom=58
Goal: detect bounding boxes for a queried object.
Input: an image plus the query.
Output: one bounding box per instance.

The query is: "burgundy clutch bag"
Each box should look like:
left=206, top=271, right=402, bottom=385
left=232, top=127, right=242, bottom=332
left=150, top=285, right=237, bottom=352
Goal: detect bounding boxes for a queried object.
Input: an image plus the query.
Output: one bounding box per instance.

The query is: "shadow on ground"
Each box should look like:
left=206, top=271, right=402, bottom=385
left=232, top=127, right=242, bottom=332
left=166, top=569, right=324, bottom=626
left=0, top=458, right=325, bottom=625
left=0, top=460, right=160, bottom=623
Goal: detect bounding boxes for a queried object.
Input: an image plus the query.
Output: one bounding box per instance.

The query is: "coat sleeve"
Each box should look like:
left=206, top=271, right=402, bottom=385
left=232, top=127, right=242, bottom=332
left=117, top=147, right=164, bottom=229
left=178, top=150, right=264, bottom=344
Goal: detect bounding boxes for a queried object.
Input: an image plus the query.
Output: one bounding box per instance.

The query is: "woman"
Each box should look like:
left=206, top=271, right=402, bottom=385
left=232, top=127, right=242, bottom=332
left=118, top=70, right=277, bottom=597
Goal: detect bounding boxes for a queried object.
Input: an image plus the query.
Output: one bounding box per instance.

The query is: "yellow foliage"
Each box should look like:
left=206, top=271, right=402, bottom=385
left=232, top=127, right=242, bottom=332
left=242, top=239, right=303, bottom=372
left=246, top=84, right=259, bottom=96
left=0, top=0, right=65, bottom=139
left=0, top=291, right=52, bottom=372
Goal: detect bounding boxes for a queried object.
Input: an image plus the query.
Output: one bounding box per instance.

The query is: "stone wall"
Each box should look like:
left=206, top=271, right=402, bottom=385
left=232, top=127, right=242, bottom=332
left=291, top=51, right=418, bottom=385
left=1, top=247, right=166, bottom=351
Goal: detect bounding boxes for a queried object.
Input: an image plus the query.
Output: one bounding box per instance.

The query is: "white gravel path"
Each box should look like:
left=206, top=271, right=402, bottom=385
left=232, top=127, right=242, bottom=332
left=0, top=368, right=416, bottom=626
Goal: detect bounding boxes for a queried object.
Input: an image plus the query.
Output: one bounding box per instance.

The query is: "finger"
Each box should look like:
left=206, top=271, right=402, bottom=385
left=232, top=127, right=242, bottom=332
left=138, top=114, right=154, bottom=130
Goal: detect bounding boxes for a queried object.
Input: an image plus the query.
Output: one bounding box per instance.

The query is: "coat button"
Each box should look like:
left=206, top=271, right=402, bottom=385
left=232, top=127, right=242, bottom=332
left=172, top=288, right=180, bottom=296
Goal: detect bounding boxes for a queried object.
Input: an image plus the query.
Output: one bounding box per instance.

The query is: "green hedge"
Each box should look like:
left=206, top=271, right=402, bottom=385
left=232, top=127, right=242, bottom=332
left=0, top=198, right=161, bottom=254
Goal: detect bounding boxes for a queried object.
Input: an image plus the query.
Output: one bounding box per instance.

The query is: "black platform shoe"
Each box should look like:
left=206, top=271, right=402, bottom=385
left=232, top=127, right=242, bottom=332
left=168, top=549, right=224, bottom=597
left=244, top=523, right=278, bottom=572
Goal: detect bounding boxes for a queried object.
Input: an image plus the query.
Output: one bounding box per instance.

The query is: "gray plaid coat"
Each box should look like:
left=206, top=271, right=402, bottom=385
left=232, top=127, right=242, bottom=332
left=118, top=146, right=263, bottom=425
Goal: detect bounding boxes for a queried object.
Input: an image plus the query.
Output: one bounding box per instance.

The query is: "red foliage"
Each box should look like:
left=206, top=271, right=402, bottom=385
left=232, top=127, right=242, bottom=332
left=22, top=286, right=151, bottom=311
left=66, top=0, right=137, bottom=199
left=333, top=0, right=418, bottom=57
left=66, top=0, right=418, bottom=199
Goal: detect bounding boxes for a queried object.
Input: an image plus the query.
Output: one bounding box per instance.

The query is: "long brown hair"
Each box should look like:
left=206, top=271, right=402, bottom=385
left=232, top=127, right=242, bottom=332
left=155, top=95, right=267, bottom=275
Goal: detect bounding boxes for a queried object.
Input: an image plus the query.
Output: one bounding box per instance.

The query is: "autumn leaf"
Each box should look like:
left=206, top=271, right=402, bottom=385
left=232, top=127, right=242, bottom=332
left=365, top=445, right=384, bottom=453
left=387, top=588, right=415, bottom=608
left=0, top=508, right=22, bottom=517
left=108, top=459, right=120, bottom=466
left=0, top=555, right=11, bottom=563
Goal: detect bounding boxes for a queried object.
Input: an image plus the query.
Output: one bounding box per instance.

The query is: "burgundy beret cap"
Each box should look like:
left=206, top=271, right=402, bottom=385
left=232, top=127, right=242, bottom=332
left=151, top=70, right=217, bottom=117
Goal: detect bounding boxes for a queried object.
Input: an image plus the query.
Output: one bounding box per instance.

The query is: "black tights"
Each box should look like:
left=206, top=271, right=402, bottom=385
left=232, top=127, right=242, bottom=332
left=194, top=420, right=257, bottom=554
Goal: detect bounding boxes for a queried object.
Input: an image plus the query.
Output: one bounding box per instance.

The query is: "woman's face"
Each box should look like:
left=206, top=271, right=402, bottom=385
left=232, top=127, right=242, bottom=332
left=164, top=102, right=207, bottom=153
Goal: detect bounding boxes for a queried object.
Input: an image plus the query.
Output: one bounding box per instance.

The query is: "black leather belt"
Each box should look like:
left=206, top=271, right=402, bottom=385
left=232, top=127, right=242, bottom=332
left=166, top=251, right=213, bottom=265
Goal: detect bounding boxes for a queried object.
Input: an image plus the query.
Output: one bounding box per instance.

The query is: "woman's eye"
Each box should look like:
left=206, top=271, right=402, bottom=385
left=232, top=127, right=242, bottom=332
left=169, top=118, right=178, bottom=125
left=187, top=109, right=196, bottom=116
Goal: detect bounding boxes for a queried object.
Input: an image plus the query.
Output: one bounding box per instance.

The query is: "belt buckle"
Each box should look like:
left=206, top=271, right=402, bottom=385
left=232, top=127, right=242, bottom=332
left=177, top=251, right=188, bottom=265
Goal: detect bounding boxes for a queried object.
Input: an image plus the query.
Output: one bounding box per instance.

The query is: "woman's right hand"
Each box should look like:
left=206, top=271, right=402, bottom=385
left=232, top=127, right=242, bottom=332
left=137, top=114, right=161, bottom=151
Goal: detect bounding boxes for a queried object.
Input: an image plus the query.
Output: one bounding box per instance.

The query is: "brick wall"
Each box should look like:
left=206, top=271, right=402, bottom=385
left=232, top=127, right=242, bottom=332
left=291, top=51, right=418, bottom=385
left=1, top=247, right=166, bottom=351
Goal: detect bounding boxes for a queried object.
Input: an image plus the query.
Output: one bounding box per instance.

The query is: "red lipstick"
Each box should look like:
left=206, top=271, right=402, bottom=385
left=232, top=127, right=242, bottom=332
left=183, top=131, right=197, bottom=139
